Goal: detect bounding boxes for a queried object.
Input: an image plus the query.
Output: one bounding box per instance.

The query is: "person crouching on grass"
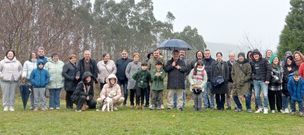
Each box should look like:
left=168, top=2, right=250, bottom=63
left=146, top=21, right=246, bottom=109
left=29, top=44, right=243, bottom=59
left=150, top=61, right=166, bottom=110
left=188, top=60, right=208, bottom=111
left=287, top=71, right=304, bottom=116
left=30, top=60, right=50, bottom=111
left=132, top=63, right=151, bottom=109
left=72, top=72, right=96, bottom=112
left=96, top=74, right=124, bottom=111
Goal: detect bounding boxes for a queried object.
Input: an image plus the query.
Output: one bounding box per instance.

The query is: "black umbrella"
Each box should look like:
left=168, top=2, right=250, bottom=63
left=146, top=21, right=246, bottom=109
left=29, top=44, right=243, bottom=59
left=157, top=39, right=193, bottom=50
left=19, top=84, right=30, bottom=110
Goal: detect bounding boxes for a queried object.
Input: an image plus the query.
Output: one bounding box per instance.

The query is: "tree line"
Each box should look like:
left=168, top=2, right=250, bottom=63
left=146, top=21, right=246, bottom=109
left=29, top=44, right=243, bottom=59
left=0, top=0, right=206, bottom=63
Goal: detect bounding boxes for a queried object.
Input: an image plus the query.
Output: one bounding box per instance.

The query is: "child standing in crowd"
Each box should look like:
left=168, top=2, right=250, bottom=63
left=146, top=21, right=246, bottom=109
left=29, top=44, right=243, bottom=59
left=30, top=60, right=50, bottom=111
left=125, top=53, right=141, bottom=109
left=287, top=71, right=304, bottom=116
left=268, top=54, right=284, bottom=113
left=150, top=61, right=166, bottom=110
left=188, top=60, right=208, bottom=111
left=132, top=63, right=151, bottom=109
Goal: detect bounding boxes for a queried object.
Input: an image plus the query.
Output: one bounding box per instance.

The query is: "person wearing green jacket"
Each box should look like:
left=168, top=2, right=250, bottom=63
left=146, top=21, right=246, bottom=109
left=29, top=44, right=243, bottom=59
left=150, top=61, right=166, bottom=110
left=45, top=53, right=64, bottom=110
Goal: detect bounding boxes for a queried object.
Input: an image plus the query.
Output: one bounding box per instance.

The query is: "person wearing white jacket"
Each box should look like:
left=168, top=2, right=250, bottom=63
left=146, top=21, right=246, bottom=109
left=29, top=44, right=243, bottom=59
left=21, top=52, right=37, bottom=109
left=0, top=50, right=22, bottom=112
left=188, top=60, right=208, bottom=111
left=97, top=53, right=117, bottom=92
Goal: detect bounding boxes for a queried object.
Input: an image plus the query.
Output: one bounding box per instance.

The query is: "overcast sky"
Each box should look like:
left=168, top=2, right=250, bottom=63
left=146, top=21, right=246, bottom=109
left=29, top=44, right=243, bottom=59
left=153, top=0, right=291, bottom=51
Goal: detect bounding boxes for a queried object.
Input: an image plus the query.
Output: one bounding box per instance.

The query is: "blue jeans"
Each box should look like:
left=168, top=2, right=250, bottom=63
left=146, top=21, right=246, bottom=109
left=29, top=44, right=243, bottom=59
left=119, top=81, right=128, bottom=105
left=174, top=90, right=186, bottom=108
left=233, top=91, right=252, bottom=110
left=253, top=80, right=269, bottom=109
left=49, top=88, right=61, bottom=108
left=291, top=100, right=303, bottom=112
left=203, top=82, right=215, bottom=109
left=282, top=95, right=290, bottom=110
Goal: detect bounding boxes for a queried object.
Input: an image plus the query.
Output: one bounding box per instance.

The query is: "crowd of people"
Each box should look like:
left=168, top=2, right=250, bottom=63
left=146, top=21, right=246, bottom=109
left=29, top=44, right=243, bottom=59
left=0, top=47, right=304, bottom=117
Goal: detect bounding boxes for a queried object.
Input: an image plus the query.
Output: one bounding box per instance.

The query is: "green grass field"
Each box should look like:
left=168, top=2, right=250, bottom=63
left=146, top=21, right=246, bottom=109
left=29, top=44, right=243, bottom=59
left=0, top=99, right=304, bottom=135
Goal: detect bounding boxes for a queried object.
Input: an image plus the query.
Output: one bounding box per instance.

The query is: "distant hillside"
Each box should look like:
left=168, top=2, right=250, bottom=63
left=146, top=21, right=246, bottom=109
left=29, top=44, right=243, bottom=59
left=205, top=42, right=251, bottom=60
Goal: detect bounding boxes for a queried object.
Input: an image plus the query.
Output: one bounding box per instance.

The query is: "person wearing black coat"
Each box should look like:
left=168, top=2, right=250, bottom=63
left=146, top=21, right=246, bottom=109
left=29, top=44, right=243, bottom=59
left=164, top=50, right=187, bottom=111
left=210, top=52, right=229, bottom=110
left=77, top=50, right=98, bottom=83
left=203, top=49, right=216, bottom=109
left=115, top=50, right=132, bottom=105
left=62, top=54, right=80, bottom=109
left=282, top=55, right=297, bottom=113
left=251, top=49, right=272, bottom=114
left=72, top=72, right=96, bottom=112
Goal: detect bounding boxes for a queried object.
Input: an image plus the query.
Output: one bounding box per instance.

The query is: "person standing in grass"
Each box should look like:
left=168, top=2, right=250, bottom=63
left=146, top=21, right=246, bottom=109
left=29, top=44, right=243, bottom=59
left=116, top=50, right=132, bottom=106
left=150, top=61, right=166, bottom=110
left=62, top=54, right=80, bottom=109
left=231, top=52, right=252, bottom=112
left=21, top=52, right=37, bottom=110
left=268, top=54, right=284, bottom=113
left=30, top=60, right=50, bottom=111
left=210, top=52, right=229, bottom=111
left=97, top=53, right=117, bottom=94
left=77, top=50, right=98, bottom=83
left=132, top=63, right=151, bottom=109
left=251, top=49, right=272, bottom=114
left=282, top=56, right=297, bottom=113
left=96, top=74, right=124, bottom=111
left=125, top=53, right=141, bottom=108
left=188, top=60, right=208, bottom=111
left=45, top=53, right=64, bottom=110
left=203, top=49, right=216, bottom=109
left=0, top=50, right=23, bottom=112
left=72, top=72, right=96, bottom=112
left=226, top=52, right=236, bottom=110
left=287, top=71, right=304, bottom=116
left=164, top=50, right=187, bottom=111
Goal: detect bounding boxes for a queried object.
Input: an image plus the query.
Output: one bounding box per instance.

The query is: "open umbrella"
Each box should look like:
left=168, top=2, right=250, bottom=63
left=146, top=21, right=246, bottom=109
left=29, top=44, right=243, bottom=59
left=19, top=84, right=31, bottom=110
left=157, top=39, right=193, bottom=50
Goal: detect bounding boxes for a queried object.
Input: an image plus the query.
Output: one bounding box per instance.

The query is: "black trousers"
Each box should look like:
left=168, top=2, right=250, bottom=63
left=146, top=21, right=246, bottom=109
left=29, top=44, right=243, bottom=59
left=216, top=94, right=225, bottom=110
left=136, top=88, right=147, bottom=106
left=75, top=96, right=96, bottom=110
left=129, top=89, right=136, bottom=106
left=66, top=91, right=74, bottom=109
left=268, top=90, right=282, bottom=111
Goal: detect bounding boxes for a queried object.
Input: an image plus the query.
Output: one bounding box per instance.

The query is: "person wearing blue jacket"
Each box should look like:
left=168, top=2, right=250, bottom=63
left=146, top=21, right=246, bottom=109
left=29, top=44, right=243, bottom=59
left=287, top=71, right=304, bottom=116
left=30, top=60, right=50, bottom=111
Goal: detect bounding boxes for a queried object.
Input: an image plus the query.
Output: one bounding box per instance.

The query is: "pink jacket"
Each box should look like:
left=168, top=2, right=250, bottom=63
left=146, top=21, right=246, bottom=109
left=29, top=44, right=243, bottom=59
left=99, top=74, right=122, bottom=101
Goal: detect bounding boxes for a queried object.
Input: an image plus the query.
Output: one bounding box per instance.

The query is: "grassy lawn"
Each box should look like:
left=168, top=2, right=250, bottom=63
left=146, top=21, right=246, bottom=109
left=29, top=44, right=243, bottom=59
left=0, top=99, right=304, bottom=135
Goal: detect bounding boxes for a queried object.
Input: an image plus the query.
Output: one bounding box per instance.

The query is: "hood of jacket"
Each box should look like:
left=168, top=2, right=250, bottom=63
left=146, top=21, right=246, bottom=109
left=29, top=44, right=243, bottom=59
left=106, top=74, right=118, bottom=85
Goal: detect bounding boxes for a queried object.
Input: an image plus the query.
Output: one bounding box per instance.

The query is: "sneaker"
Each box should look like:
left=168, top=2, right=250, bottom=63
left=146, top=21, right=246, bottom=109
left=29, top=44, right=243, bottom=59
left=130, top=105, right=134, bottom=109
left=9, top=106, right=15, bottom=112
left=255, top=108, right=263, bottom=113
left=284, top=108, right=290, bottom=114
left=247, top=109, right=252, bottom=113
left=234, top=108, right=242, bottom=112
left=264, top=108, right=269, bottom=114
left=114, top=107, right=118, bottom=111
left=300, top=112, right=304, bottom=117
left=33, top=108, right=38, bottom=111
left=96, top=109, right=100, bottom=112
left=75, top=110, right=82, bottom=112
left=271, top=110, right=275, bottom=114
left=160, top=104, right=165, bottom=109
left=55, top=107, right=60, bottom=110
left=290, top=112, right=295, bottom=115
left=3, top=106, right=8, bottom=112
left=49, top=107, right=54, bottom=110
left=41, top=108, right=46, bottom=111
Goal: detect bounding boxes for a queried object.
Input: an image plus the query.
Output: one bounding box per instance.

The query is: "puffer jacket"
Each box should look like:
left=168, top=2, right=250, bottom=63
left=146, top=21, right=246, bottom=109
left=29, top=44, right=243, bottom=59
left=188, top=66, right=208, bottom=92
left=62, top=61, right=79, bottom=91
left=97, top=60, right=117, bottom=83
left=251, top=50, right=272, bottom=82
left=0, top=57, right=22, bottom=82
left=125, top=61, right=141, bottom=89
left=22, top=60, right=37, bottom=80
left=151, top=68, right=166, bottom=91
left=30, top=60, right=50, bottom=88
left=44, top=59, right=64, bottom=89
left=203, top=57, right=215, bottom=82
left=99, top=74, right=122, bottom=101
left=288, top=76, right=304, bottom=102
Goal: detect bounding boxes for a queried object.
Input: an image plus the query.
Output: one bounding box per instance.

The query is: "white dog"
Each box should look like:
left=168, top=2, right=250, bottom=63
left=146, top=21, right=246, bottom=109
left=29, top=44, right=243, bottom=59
left=101, top=91, right=117, bottom=112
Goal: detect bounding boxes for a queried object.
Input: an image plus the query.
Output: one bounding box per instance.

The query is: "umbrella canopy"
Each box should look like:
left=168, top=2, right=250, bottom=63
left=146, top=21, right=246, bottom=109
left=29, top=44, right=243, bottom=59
left=157, top=39, right=193, bottom=50
left=19, top=84, right=31, bottom=110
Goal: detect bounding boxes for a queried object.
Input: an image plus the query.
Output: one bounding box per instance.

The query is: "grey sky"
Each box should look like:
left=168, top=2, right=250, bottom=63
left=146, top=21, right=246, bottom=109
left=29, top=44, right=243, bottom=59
left=153, top=0, right=291, bottom=51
